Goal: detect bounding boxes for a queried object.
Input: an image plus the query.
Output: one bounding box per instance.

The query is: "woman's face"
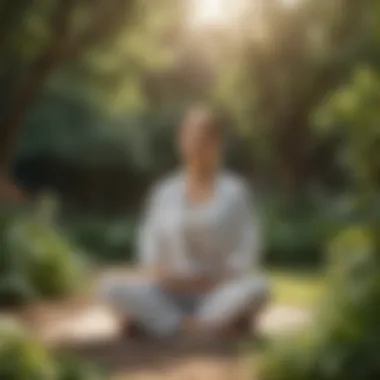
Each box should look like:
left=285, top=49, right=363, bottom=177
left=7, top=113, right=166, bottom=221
left=179, top=111, right=221, bottom=172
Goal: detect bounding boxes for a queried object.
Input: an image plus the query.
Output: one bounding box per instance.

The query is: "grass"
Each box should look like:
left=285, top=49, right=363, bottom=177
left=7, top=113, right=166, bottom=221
left=269, top=269, right=324, bottom=308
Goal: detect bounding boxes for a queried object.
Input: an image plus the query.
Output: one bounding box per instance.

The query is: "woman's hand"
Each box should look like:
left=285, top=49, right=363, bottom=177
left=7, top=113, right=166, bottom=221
left=158, top=272, right=219, bottom=294
left=142, top=266, right=225, bottom=294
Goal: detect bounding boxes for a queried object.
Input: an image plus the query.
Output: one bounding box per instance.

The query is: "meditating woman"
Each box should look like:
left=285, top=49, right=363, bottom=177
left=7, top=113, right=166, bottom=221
left=101, top=106, right=269, bottom=340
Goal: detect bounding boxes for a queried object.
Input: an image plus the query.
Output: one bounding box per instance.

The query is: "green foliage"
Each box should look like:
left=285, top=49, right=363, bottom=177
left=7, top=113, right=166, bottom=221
left=6, top=0, right=377, bottom=199
left=315, top=66, right=380, bottom=190
left=61, top=194, right=380, bottom=267
left=17, top=91, right=178, bottom=173
left=263, top=194, right=343, bottom=267
left=0, top=275, right=34, bottom=308
left=65, top=217, right=137, bottom=263
left=210, top=0, right=375, bottom=187
left=260, top=227, right=380, bottom=380
left=0, top=0, right=137, bottom=71
left=0, top=202, right=86, bottom=307
left=1, top=0, right=379, bottom=196
left=57, top=357, right=104, bottom=380
left=265, top=215, right=327, bottom=267
left=0, top=320, right=105, bottom=380
left=0, top=321, right=56, bottom=380
left=64, top=199, right=329, bottom=266
left=260, top=332, right=320, bottom=380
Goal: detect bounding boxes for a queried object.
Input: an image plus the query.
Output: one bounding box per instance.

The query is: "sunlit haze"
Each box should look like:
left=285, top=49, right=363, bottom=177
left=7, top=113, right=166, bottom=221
left=188, top=0, right=301, bottom=28
left=188, top=0, right=249, bottom=28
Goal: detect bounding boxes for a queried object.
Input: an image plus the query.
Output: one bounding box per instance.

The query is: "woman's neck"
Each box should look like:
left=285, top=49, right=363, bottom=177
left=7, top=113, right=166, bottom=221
left=187, top=165, right=217, bottom=183
left=185, top=166, right=218, bottom=204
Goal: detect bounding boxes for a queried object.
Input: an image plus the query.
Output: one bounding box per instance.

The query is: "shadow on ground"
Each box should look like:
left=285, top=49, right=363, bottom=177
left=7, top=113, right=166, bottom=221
left=61, top=337, right=242, bottom=375
left=18, top=301, right=255, bottom=379
left=9, top=270, right=309, bottom=379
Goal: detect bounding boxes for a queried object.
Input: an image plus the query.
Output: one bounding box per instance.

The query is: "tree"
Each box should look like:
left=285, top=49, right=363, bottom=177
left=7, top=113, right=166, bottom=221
left=210, top=0, right=377, bottom=192
left=0, top=0, right=135, bottom=198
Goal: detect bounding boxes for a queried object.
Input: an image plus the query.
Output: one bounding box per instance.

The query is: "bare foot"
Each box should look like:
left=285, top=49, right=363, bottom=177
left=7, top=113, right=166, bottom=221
left=121, top=320, right=151, bottom=341
left=180, top=317, right=242, bottom=344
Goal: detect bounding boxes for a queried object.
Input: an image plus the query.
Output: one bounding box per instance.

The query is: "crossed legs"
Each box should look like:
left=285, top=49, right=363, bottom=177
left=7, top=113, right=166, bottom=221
left=100, top=275, right=269, bottom=339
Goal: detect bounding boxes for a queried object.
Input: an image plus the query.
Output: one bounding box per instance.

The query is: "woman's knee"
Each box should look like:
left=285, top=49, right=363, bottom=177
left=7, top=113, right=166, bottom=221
left=244, top=274, right=271, bottom=304
left=98, top=277, right=123, bottom=305
left=98, top=277, right=154, bottom=305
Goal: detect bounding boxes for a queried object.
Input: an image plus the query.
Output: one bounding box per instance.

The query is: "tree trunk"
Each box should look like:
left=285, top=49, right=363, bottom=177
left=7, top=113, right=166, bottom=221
left=0, top=36, right=71, bottom=205
left=0, top=54, right=61, bottom=174
left=274, top=110, right=312, bottom=195
left=0, top=0, right=76, bottom=191
left=0, top=0, right=131, bottom=185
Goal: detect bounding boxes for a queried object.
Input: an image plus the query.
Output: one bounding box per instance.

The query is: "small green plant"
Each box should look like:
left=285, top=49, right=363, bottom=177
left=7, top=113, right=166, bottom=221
left=65, top=217, right=137, bottom=263
left=260, top=226, right=380, bottom=380
left=0, top=321, right=106, bottom=380
left=0, top=321, right=56, bottom=380
left=57, top=357, right=105, bottom=380
left=0, top=202, right=86, bottom=307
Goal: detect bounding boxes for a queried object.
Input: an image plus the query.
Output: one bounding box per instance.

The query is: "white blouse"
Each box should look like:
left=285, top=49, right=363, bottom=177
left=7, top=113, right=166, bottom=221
left=138, top=171, right=262, bottom=277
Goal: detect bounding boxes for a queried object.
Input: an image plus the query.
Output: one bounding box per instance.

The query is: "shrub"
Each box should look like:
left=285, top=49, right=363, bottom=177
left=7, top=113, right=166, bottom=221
left=0, top=320, right=56, bottom=380
left=65, top=217, right=137, bottom=263
left=57, top=357, right=105, bottom=380
left=64, top=195, right=346, bottom=267
left=0, top=320, right=105, bottom=380
left=0, top=274, right=35, bottom=308
left=262, top=195, right=342, bottom=267
left=260, top=226, right=380, bottom=380
left=0, top=205, right=86, bottom=307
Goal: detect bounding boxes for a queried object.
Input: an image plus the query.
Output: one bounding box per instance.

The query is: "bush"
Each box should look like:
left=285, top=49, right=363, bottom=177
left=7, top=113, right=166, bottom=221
left=264, top=215, right=329, bottom=267
left=0, top=205, right=86, bottom=307
left=260, top=226, right=380, bottom=380
left=0, top=320, right=105, bottom=380
left=59, top=193, right=380, bottom=269
left=56, top=357, right=105, bottom=380
left=263, top=195, right=342, bottom=267
left=63, top=194, right=351, bottom=267
left=259, top=332, right=320, bottom=380
left=0, top=320, right=56, bottom=380
left=65, top=217, right=137, bottom=263
left=0, top=274, right=35, bottom=308
left=65, top=195, right=339, bottom=267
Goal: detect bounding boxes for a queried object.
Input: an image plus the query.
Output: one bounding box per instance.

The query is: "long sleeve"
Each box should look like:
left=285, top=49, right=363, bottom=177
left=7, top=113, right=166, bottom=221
left=138, top=186, right=163, bottom=268
left=226, top=184, right=263, bottom=276
left=138, top=175, right=195, bottom=274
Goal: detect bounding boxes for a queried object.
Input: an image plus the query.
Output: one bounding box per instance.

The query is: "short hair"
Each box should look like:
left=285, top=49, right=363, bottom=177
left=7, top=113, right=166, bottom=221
left=182, top=104, right=225, bottom=140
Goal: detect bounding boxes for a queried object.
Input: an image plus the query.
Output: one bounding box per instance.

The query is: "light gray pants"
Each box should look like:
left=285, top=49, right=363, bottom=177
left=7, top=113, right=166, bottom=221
left=100, top=275, right=268, bottom=338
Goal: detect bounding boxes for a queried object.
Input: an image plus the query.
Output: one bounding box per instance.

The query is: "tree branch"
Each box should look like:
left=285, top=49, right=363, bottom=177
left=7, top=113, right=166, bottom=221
left=0, top=0, right=133, bottom=175
left=59, top=0, right=132, bottom=64
left=0, top=0, right=75, bottom=173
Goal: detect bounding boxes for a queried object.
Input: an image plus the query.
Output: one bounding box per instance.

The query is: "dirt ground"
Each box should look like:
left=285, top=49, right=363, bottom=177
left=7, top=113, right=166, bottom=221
left=17, top=302, right=256, bottom=379
left=8, top=270, right=309, bottom=379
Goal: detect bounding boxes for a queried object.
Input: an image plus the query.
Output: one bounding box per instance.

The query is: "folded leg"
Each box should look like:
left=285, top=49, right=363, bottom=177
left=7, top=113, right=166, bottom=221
left=196, top=275, right=269, bottom=330
left=99, top=277, right=183, bottom=338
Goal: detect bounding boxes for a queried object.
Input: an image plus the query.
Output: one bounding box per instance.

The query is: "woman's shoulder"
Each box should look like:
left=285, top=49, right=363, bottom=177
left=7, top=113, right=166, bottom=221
left=220, top=171, right=251, bottom=197
left=150, top=172, right=183, bottom=200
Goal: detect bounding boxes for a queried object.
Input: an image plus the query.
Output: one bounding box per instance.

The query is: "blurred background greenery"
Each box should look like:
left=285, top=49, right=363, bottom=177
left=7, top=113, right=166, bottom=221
left=0, top=0, right=379, bottom=379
